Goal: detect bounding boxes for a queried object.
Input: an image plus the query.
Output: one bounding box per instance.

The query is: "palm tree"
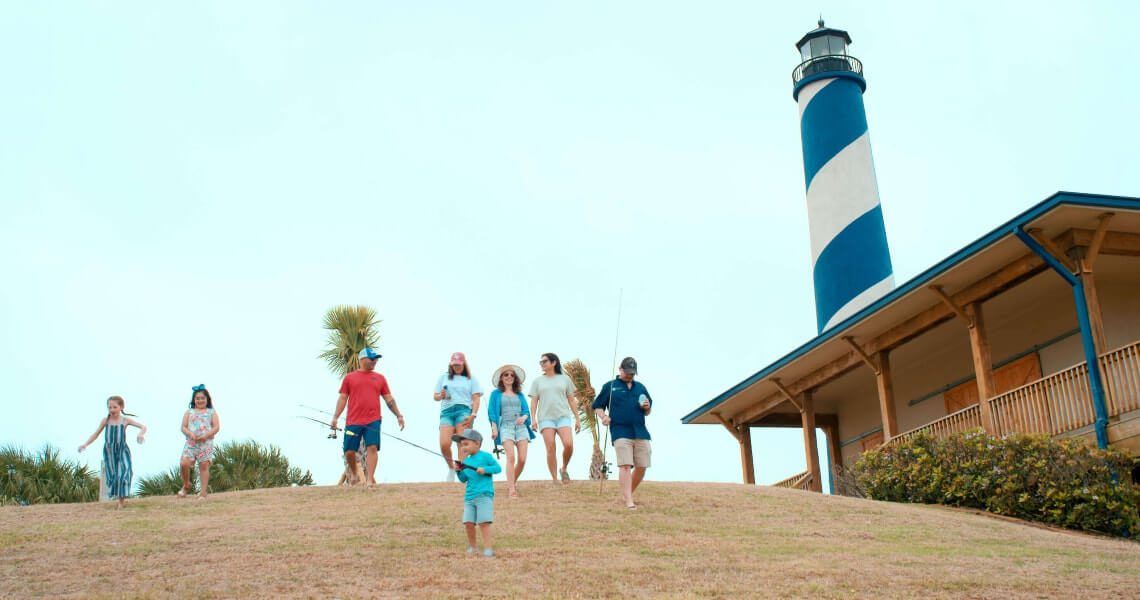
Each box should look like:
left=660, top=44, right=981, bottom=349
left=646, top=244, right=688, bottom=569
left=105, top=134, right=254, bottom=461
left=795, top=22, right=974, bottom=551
left=319, top=305, right=382, bottom=377
left=137, top=441, right=313, bottom=496
left=564, top=359, right=607, bottom=480
left=1, top=444, right=99, bottom=505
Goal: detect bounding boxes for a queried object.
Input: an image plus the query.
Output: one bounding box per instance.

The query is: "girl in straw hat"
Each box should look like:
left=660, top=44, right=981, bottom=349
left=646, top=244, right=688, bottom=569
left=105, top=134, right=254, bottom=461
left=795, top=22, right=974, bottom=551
left=487, top=364, right=534, bottom=498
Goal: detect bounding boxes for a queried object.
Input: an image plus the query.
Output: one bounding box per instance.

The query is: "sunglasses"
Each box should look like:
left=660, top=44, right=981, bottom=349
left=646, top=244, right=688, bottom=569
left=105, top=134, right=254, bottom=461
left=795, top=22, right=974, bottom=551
left=501, top=372, right=515, bottom=378
left=538, top=359, right=550, bottom=365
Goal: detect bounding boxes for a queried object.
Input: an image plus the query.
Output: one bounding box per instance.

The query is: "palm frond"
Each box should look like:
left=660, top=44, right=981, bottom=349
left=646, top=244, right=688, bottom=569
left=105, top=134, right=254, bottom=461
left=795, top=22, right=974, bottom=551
left=319, top=305, right=382, bottom=377
left=0, top=444, right=99, bottom=505
left=564, top=360, right=599, bottom=443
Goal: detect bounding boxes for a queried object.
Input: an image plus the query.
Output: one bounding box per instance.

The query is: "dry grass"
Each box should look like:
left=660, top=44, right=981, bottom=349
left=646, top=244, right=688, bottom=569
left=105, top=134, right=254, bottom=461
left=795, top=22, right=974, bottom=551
left=1, top=481, right=1138, bottom=598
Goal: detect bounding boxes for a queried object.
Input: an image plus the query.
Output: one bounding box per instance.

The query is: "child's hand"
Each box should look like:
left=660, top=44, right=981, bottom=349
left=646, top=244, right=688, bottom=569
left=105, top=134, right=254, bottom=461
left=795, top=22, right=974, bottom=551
left=77, top=444, right=85, bottom=453
left=515, top=416, right=526, bottom=425
left=136, top=434, right=145, bottom=444
left=476, top=467, right=486, bottom=475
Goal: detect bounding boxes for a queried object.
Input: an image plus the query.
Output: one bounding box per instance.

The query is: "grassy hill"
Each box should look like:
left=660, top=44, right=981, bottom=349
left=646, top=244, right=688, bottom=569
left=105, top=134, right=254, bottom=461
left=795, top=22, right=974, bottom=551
left=1, top=481, right=1137, bottom=598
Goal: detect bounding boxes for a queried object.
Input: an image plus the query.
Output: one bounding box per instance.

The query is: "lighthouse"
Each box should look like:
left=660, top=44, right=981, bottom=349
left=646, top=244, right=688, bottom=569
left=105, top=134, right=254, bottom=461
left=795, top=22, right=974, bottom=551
left=793, top=21, right=894, bottom=332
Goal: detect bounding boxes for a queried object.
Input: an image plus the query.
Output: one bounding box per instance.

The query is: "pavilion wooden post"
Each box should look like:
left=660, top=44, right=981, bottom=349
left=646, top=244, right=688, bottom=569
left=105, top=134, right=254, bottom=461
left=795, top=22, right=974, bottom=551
left=875, top=351, right=898, bottom=440
left=824, top=424, right=842, bottom=494
left=715, top=412, right=754, bottom=484
left=800, top=391, right=822, bottom=493
left=739, top=425, right=756, bottom=485
left=965, top=302, right=997, bottom=434
left=1074, top=213, right=1114, bottom=355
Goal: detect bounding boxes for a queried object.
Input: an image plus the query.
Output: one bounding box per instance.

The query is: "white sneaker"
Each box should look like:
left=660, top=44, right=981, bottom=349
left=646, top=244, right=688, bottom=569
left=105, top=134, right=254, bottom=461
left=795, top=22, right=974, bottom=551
left=446, top=468, right=456, bottom=482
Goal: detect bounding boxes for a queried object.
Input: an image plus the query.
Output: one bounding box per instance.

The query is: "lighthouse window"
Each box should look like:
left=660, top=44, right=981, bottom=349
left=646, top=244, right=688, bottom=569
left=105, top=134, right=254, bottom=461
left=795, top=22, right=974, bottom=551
left=827, top=36, right=846, bottom=55
left=801, top=44, right=811, bottom=62
left=810, top=36, right=830, bottom=58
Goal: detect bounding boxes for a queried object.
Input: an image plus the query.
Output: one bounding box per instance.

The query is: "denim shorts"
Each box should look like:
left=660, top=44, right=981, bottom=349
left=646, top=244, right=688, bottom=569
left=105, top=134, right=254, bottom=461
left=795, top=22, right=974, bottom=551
left=343, top=420, right=380, bottom=452
left=538, top=416, right=573, bottom=431
left=499, top=421, right=530, bottom=442
left=463, top=494, right=494, bottom=524
left=439, top=405, right=472, bottom=428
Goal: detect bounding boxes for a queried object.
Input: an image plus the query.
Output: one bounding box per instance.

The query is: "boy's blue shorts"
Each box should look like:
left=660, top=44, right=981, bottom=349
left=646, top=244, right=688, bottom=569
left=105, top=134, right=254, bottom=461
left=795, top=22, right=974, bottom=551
left=463, top=494, right=494, bottom=524
left=344, top=420, right=380, bottom=452
left=439, top=405, right=472, bottom=427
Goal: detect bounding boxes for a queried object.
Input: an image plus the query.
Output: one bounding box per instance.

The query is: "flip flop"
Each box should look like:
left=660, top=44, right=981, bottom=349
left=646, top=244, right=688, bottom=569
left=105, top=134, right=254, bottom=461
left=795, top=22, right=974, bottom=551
left=177, top=488, right=187, bottom=498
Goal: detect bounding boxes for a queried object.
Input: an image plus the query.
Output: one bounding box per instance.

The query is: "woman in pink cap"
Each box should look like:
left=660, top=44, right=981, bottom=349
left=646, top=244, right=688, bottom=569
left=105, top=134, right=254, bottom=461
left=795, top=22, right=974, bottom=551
left=433, top=352, right=484, bottom=476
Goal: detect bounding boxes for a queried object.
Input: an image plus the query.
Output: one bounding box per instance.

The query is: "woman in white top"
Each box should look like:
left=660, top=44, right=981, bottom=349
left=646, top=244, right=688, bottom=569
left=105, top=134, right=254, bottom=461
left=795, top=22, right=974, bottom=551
left=433, top=352, right=483, bottom=475
left=528, top=352, right=580, bottom=483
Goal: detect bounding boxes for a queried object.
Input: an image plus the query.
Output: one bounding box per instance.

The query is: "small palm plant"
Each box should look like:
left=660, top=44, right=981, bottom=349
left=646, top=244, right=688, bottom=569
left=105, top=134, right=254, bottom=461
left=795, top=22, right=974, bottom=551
left=1, top=444, right=99, bottom=505
left=319, top=305, right=382, bottom=377
left=137, top=441, right=313, bottom=496
left=564, top=359, right=606, bottom=480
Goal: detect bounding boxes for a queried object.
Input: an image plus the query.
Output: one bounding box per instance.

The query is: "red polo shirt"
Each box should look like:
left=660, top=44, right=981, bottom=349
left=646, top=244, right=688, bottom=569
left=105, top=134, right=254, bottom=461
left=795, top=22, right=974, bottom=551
left=339, top=370, right=391, bottom=425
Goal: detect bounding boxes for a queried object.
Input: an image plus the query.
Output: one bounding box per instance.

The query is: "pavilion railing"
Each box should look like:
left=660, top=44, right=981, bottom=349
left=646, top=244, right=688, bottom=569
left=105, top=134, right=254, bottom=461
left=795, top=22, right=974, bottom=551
left=888, top=340, right=1139, bottom=443
left=772, top=471, right=812, bottom=490
left=891, top=404, right=981, bottom=445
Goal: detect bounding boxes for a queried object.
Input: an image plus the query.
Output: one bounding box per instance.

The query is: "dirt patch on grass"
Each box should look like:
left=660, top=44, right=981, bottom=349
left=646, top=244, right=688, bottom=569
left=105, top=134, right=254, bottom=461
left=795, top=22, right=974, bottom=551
left=1, top=482, right=1137, bottom=598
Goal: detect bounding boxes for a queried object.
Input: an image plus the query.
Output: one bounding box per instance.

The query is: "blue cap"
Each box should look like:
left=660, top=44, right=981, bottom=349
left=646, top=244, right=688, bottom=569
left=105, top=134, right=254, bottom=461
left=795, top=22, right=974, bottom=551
left=358, top=347, right=382, bottom=360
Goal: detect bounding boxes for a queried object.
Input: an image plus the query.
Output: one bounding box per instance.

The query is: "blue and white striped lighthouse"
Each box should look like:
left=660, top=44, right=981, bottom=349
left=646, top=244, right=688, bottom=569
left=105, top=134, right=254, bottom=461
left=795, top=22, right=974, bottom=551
left=793, top=21, right=894, bottom=332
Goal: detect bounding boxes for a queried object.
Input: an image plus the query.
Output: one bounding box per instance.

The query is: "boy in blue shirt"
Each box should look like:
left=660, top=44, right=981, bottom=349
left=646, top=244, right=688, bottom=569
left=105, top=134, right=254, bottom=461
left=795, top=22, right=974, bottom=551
left=452, top=429, right=502, bottom=557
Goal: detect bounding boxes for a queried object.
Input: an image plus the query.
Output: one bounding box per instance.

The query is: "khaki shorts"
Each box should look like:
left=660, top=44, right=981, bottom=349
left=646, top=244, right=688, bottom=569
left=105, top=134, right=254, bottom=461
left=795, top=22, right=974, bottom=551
left=614, top=438, right=651, bottom=468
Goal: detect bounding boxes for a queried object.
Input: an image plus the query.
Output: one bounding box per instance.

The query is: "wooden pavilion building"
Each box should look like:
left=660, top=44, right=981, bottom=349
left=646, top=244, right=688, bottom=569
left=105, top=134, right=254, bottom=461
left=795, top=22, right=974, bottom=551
left=683, top=192, right=1140, bottom=492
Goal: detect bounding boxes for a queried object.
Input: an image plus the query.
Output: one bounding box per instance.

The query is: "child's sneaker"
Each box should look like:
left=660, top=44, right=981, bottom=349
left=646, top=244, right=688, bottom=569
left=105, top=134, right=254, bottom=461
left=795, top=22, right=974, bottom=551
left=482, top=548, right=494, bottom=558
left=446, top=468, right=456, bottom=483
left=466, top=546, right=476, bottom=555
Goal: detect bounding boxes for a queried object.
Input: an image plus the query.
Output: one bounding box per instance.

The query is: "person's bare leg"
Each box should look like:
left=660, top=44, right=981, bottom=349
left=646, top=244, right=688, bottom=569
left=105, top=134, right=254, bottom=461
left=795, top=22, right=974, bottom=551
left=344, top=451, right=360, bottom=486
left=515, top=440, right=529, bottom=482
left=464, top=522, right=477, bottom=550
left=179, top=458, right=192, bottom=496
left=479, top=523, right=493, bottom=553
left=198, top=461, right=211, bottom=499
left=503, top=441, right=517, bottom=496
left=632, top=466, right=647, bottom=493
left=541, top=429, right=558, bottom=481
left=117, top=497, right=125, bottom=509
left=557, top=427, right=574, bottom=482
left=439, top=426, right=455, bottom=469
left=619, top=465, right=635, bottom=507
left=365, top=445, right=378, bottom=485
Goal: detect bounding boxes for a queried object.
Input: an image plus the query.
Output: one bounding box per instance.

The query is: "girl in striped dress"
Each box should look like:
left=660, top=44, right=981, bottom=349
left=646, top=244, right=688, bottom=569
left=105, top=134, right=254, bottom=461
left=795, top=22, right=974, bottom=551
left=79, top=396, right=147, bottom=509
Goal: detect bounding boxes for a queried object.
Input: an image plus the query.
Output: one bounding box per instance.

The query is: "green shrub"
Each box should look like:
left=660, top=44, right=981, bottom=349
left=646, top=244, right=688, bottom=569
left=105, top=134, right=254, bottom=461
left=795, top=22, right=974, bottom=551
left=0, top=444, right=99, bottom=505
left=137, top=440, right=313, bottom=496
left=854, top=430, right=1140, bottom=537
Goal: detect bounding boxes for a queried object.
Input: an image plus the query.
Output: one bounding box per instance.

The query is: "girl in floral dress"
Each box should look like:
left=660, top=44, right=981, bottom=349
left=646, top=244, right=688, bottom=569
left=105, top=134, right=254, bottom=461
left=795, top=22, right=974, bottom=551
left=179, top=385, right=220, bottom=500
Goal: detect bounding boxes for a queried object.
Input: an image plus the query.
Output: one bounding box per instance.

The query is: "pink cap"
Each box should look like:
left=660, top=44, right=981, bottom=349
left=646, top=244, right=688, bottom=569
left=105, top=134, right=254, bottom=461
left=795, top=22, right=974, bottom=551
left=449, top=352, right=466, bottom=365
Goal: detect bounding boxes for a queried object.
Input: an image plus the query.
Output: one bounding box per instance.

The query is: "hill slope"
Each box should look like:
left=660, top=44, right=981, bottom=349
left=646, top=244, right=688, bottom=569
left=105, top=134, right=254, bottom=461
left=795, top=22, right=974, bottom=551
left=1, top=481, right=1137, bottom=598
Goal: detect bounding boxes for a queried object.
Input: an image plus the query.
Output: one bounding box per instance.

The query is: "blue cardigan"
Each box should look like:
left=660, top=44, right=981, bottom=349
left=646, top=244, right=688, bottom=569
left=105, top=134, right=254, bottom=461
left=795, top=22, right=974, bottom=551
left=487, top=389, right=536, bottom=446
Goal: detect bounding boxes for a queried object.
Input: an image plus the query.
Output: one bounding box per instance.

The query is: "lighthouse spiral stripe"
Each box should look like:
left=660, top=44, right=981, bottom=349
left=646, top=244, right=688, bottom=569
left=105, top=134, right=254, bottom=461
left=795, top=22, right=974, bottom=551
left=798, top=75, right=894, bottom=332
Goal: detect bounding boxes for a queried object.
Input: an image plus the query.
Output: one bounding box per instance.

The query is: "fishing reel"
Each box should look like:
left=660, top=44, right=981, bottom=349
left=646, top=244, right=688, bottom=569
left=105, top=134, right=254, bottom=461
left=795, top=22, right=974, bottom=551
left=600, top=461, right=614, bottom=479
left=492, top=445, right=504, bottom=460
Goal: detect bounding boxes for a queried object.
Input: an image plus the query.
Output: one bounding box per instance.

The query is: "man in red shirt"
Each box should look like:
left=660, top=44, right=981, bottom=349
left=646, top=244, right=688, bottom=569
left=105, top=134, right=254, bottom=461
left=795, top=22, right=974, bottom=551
left=331, top=347, right=405, bottom=486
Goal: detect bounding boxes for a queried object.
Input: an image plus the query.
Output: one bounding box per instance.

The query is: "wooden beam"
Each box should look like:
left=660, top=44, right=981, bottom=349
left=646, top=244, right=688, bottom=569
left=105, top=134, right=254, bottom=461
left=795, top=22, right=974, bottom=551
left=965, top=302, right=997, bottom=434
left=754, top=412, right=839, bottom=429
left=1085, top=213, right=1114, bottom=271
left=801, top=391, right=822, bottom=493
left=740, top=425, right=755, bottom=485
left=928, top=285, right=974, bottom=327
left=876, top=350, right=898, bottom=440
left=769, top=378, right=803, bottom=412
left=712, top=411, right=742, bottom=443
left=730, top=233, right=1059, bottom=425
left=1077, top=263, right=1108, bottom=355
left=1027, top=228, right=1077, bottom=273
left=842, top=336, right=881, bottom=374
left=1064, top=228, right=1140, bottom=257
left=824, top=424, right=842, bottom=495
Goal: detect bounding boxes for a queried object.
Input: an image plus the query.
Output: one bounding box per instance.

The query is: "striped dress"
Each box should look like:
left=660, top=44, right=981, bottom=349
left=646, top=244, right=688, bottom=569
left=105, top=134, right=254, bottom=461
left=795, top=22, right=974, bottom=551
left=102, top=420, right=133, bottom=499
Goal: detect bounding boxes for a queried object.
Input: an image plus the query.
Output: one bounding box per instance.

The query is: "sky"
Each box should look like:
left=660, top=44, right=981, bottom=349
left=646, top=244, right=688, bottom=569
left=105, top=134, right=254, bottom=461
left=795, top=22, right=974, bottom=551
left=2, top=2, right=1138, bottom=490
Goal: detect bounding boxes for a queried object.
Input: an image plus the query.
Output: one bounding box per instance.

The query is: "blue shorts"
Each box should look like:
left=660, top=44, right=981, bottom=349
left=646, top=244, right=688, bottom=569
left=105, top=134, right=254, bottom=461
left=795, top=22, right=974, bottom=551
left=538, top=416, right=573, bottom=431
left=499, top=421, right=530, bottom=442
left=440, top=405, right=472, bottom=428
left=344, top=420, right=380, bottom=452
left=463, top=494, right=494, bottom=524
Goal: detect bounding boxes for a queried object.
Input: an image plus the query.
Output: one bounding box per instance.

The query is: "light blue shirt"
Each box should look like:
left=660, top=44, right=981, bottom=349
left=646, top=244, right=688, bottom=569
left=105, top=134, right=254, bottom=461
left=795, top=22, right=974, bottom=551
left=456, top=450, right=501, bottom=499
left=434, top=374, right=483, bottom=412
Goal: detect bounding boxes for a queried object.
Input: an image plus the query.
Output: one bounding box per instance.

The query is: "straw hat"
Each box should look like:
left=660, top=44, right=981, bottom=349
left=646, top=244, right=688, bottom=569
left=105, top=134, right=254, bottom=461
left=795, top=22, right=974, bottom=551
left=492, top=364, right=526, bottom=387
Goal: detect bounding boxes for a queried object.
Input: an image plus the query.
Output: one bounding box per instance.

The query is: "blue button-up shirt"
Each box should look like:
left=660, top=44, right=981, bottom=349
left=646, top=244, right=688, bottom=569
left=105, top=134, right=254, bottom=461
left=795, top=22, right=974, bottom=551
left=593, top=378, right=652, bottom=441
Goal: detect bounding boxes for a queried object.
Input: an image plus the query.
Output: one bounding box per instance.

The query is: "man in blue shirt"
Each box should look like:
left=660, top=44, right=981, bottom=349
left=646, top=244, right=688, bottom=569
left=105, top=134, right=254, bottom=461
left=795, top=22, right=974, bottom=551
left=593, top=357, right=652, bottom=509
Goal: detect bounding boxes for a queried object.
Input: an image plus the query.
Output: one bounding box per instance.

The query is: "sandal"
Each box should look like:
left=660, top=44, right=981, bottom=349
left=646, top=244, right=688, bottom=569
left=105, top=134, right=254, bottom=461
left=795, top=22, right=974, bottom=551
left=177, top=488, right=188, bottom=498
left=560, top=469, right=570, bottom=483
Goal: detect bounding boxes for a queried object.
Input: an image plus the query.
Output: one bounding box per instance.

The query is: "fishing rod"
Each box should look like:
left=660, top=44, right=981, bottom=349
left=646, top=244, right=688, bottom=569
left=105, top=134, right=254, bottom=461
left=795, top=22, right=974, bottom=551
left=599, top=288, right=623, bottom=494
left=297, top=404, right=476, bottom=470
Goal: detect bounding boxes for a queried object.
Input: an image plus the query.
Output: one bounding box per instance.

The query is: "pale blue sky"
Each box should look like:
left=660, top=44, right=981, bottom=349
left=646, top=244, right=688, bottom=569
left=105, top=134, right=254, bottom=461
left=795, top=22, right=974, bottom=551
left=2, top=2, right=1137, bottom=489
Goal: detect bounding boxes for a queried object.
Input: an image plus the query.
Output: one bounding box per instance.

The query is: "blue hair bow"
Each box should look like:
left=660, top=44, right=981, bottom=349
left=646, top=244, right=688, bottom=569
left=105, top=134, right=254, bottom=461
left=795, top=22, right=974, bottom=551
left=192, top=384, right=206, bottom=392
